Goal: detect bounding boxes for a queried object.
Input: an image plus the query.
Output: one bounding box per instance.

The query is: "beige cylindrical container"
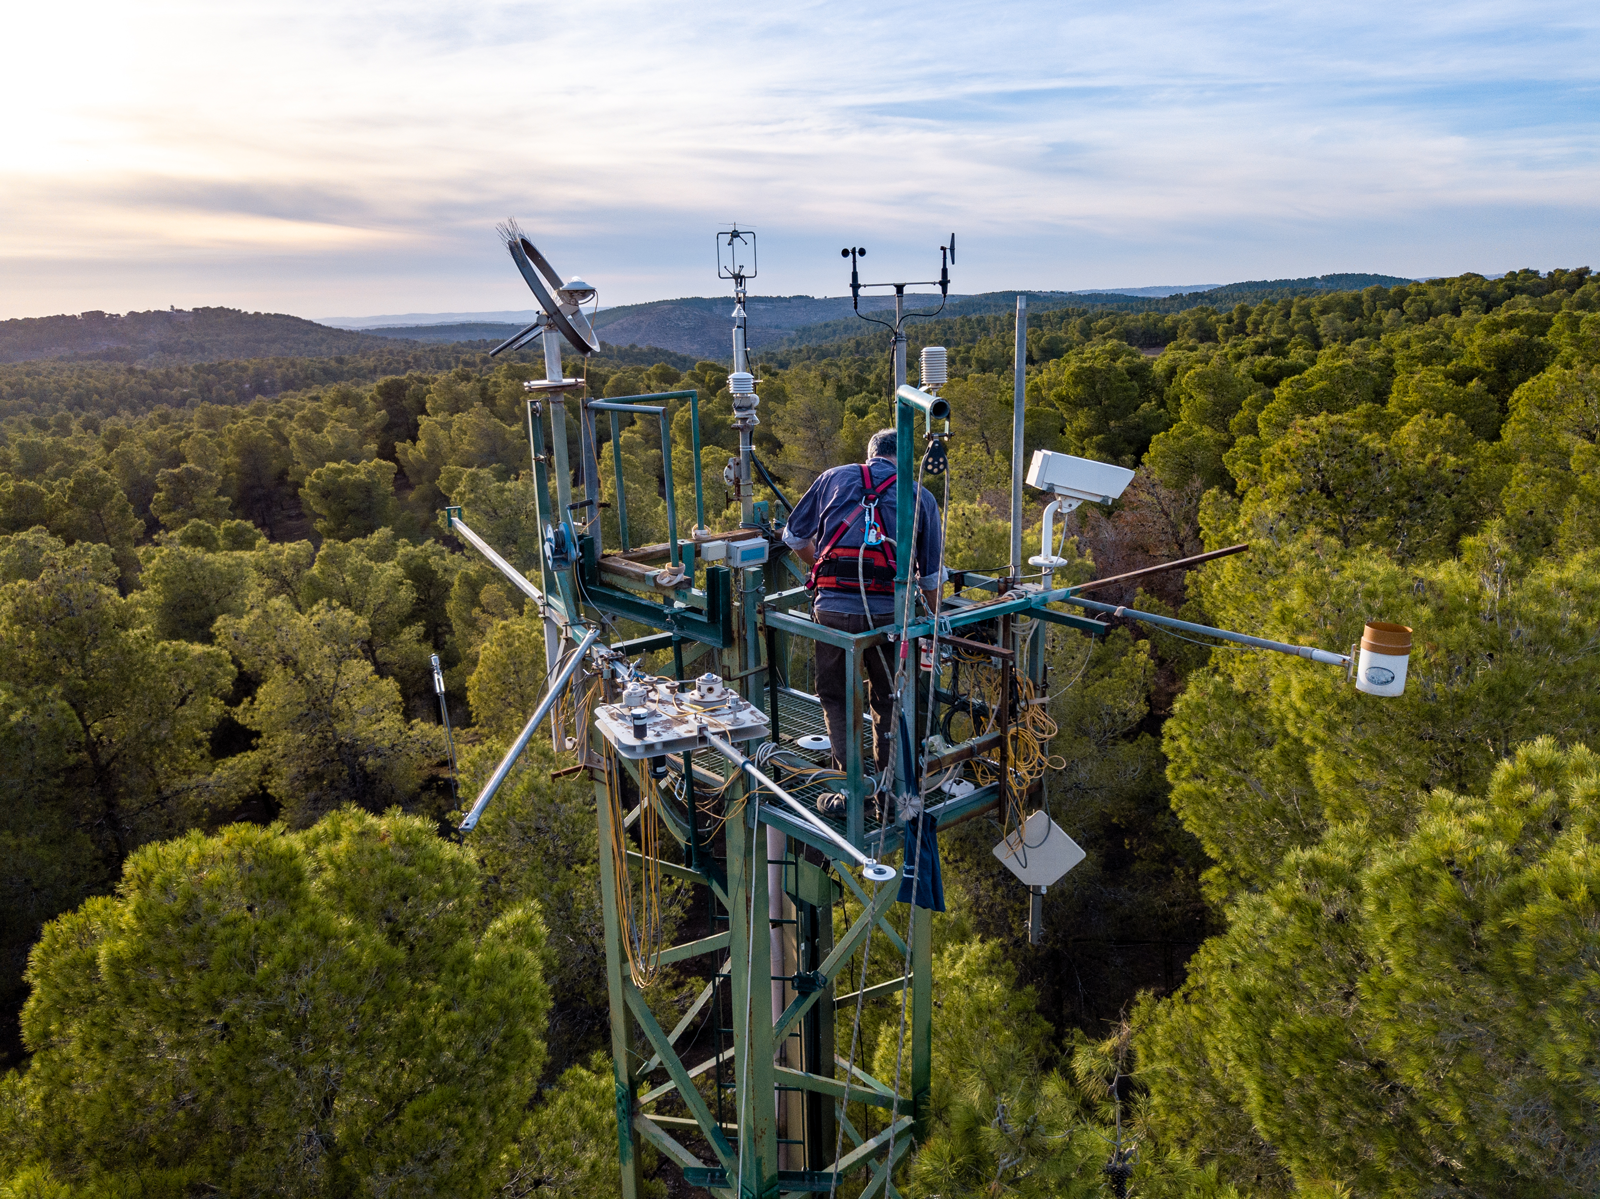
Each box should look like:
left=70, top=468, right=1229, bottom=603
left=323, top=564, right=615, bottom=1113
left=1355, top=621, right=1412, bottom=697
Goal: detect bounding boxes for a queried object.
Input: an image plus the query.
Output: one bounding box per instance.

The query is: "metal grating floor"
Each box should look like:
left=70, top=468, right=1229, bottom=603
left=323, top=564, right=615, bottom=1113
left=683, top=687, right=885, bottom=843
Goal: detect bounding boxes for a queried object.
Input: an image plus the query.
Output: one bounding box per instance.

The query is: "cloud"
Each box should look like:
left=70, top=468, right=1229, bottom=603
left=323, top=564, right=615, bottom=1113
left=2, top=0, right=1598, bottom=318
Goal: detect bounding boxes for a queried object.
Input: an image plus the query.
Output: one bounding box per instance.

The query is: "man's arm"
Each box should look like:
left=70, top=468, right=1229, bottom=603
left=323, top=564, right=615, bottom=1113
left=781, top=469, right=828, bottom=568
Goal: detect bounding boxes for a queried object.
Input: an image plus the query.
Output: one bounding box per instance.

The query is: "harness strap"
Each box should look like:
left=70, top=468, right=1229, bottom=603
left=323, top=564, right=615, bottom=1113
left=806, top=466, right=898, bottom=591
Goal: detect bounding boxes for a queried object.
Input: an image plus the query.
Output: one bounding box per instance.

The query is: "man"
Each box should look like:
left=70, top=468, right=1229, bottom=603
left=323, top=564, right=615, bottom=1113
left=782, top=428, right=942, bottom=799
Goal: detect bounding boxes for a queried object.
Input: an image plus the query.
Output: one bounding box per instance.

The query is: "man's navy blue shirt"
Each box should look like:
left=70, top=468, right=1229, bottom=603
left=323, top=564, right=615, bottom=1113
left=782, top=456, right=943, bottom=616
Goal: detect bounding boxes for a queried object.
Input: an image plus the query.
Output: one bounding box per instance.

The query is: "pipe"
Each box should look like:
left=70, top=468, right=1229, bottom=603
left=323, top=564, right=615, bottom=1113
left=458, top=625, right=601, bottom=831
left=1010, top=295, right=1027, bottom=580
left=700, top=730, right=896, bottom=880
left=1067, top=543, right=1250, bottom=597
left=895, top=384, right=950, bottom=424
left=1061, top=596, right=1350, bottom=665
left=447, top=510, right=544, bottom=604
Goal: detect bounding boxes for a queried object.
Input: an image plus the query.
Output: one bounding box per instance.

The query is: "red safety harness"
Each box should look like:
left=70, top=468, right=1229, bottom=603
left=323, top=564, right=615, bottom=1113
left=805, top=464, right=898, bottom=596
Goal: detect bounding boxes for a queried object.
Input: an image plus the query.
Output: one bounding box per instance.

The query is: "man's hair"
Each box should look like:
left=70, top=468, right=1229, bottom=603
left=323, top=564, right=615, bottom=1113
left=867, top=428, right=896, bottom=461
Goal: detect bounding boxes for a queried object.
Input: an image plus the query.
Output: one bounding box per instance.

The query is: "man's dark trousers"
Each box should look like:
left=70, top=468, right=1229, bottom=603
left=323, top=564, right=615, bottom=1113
left=813, top=607, right=897, bottom=775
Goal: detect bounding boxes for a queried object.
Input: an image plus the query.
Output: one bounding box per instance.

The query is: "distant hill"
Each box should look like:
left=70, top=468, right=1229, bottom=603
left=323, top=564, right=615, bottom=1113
left=0, top=307, right=409, bottom=366
left=772, top=275, right=1417, bottom=352
left=359, top=322, right=535, bottom=344
left=6, top=274, right=1417, bottom=369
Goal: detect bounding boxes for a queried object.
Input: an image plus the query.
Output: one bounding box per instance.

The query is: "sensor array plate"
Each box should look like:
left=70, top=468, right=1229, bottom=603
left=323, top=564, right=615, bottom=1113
left=595, top=680, right=770, bottom=759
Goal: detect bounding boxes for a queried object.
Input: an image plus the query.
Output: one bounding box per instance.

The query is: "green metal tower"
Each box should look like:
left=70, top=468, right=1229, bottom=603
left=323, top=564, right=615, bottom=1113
left=448, top=225, right=1383, bottom=1197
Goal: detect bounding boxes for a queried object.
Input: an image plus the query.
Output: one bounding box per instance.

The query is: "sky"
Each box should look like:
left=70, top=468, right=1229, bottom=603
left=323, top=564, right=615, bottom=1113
left=3, top=1, right=1599, bottom=321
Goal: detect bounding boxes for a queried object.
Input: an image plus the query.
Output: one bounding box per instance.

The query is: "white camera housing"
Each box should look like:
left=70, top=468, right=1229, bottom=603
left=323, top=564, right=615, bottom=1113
left=1025, top=450, right=1135, bottom=506
left=1026, top=450, right=1135, bottom=571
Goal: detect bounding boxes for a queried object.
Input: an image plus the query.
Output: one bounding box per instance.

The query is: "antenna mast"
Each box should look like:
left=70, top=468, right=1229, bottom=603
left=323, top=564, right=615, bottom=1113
left=719, top=225, right=760, bottom=526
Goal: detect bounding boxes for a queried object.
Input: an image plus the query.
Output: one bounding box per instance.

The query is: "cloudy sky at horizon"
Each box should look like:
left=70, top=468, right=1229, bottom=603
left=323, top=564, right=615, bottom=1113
left=3, top=0, right=1598, bottom=321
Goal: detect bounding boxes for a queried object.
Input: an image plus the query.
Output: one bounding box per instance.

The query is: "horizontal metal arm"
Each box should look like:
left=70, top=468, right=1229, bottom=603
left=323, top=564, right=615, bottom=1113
left=1060, top=595, right=1349, bottom=665
left=699, top=730, right=895, bottom=880
left=459, top=625, right=601, bottom=832
left=445, top=508, right=544, bottom=605
left=1065, top=543, right=1249, bottom=596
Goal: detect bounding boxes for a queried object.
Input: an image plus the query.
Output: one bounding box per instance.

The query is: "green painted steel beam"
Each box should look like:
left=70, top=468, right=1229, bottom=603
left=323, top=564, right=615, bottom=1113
left=774, top=1067, right=909, bottom=1115
left=725, top=789, right=781, bottom=1191
left=622, top=978, right=738, bottom=1177
left=626, top=849, right=729, bottom=906
left=1031, top=606, right=1109, bottom=635
left=834, top=864, right=909, bottom=958
left=911, top=909, right=932, bottom=1141
left=774, top=883, right=899, bottom=1042
left=637, top=966, right=728, bottom=1080
left=610, top=631, right=678, bottom=656
left=656, top=930, right=731, bottom=966
left=835, top=1115, right=914, bottom=1174
left=578, top=535, right=734, bottom=647
left=834, top=974, right=909, bottom=1009
left=594, top=763, right=645, bottom=1198
left=639, top=1045, right=734, bottom=1104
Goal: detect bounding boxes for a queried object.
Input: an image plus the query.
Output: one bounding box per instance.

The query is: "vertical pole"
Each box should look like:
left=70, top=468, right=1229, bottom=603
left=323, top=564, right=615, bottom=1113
left=609, top=410, right=630, bottom=552
left=764, top=623, right=782, bottom=741
left=690, top=390, right=707, bottom=533
left=739, top=424, right=757, bottom=528
left=999, top=612, right=1013, bottom=826
left=803, top=891, right=835, bottom=1172
left=728, top=792, right=779, bottom=1193
left=579, top=396, right=602, bottom=540
left=911, top=898, right=933, bottom=1143
left=894, top=384, right=917, bottom=815
left=768, top=825, right=791, bottom=1168
left=659, top=412, right=680, bottom=572
left=844, top=641, right=864, bottom=847
left=892, top=289, right=907, bottom=391
left=594, top=754, right=644, bottom=1199
left=1010, top=295, right=1027, bottom=582
left=542, top=315, right=564, bottom=384
left=527, top=399, right=562, bottom=672
left=549, top=396, right=574, bottom=519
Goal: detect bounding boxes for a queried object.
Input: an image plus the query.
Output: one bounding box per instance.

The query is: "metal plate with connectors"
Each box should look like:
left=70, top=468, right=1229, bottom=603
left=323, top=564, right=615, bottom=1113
left=594, top=673, right=771, bottom=759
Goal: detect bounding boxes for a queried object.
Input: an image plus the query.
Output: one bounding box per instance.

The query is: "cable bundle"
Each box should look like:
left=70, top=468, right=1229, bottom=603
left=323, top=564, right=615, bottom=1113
left=946, top=652, right=1066, bottom=835
left=603, top=746, right=666, bottom=988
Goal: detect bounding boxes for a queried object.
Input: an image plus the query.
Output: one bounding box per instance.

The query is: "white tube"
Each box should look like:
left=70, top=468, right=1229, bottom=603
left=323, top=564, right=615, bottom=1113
left=449, top=512, right=544, bottom=604
left=458, top=626, right=600, bottom=831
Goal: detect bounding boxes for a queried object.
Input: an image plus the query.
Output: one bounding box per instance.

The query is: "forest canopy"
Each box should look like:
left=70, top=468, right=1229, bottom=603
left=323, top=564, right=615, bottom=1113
left=2, top=266, right=1598, bottom=1197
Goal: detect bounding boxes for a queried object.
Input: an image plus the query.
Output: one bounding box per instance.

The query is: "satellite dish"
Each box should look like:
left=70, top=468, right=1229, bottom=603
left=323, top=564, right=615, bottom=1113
left=500, top=226, right=601, bottom=355
left=948, top=233, right=955, bottom=264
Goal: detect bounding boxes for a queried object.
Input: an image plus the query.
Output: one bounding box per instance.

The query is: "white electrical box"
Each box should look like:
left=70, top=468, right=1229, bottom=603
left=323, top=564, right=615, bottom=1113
left=729, top=539, right=769, bottom=568
left=595, top=673, right=770, bottom=759
left=1025, top=450, right=1134, bottom=505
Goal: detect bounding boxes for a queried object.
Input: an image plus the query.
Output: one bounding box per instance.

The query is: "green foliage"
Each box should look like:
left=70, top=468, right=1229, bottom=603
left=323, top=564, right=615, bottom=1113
left=1164, top=538, right=1600, bottom=891
left=0, top=810, right=552, bottom=1198
left=302, top=458, right=403, bottom=540
left=216, top=598, right=443, bottom=827
left=7, top=266, right=1600, bottom=1195
left=1139, top=739, right=1600, bottom=1196
left=1034, top=341, right=1168, bottom=466
left=0, top=533, right=241, bottom=865
left=498, top=1054, right=666, bottom=1199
